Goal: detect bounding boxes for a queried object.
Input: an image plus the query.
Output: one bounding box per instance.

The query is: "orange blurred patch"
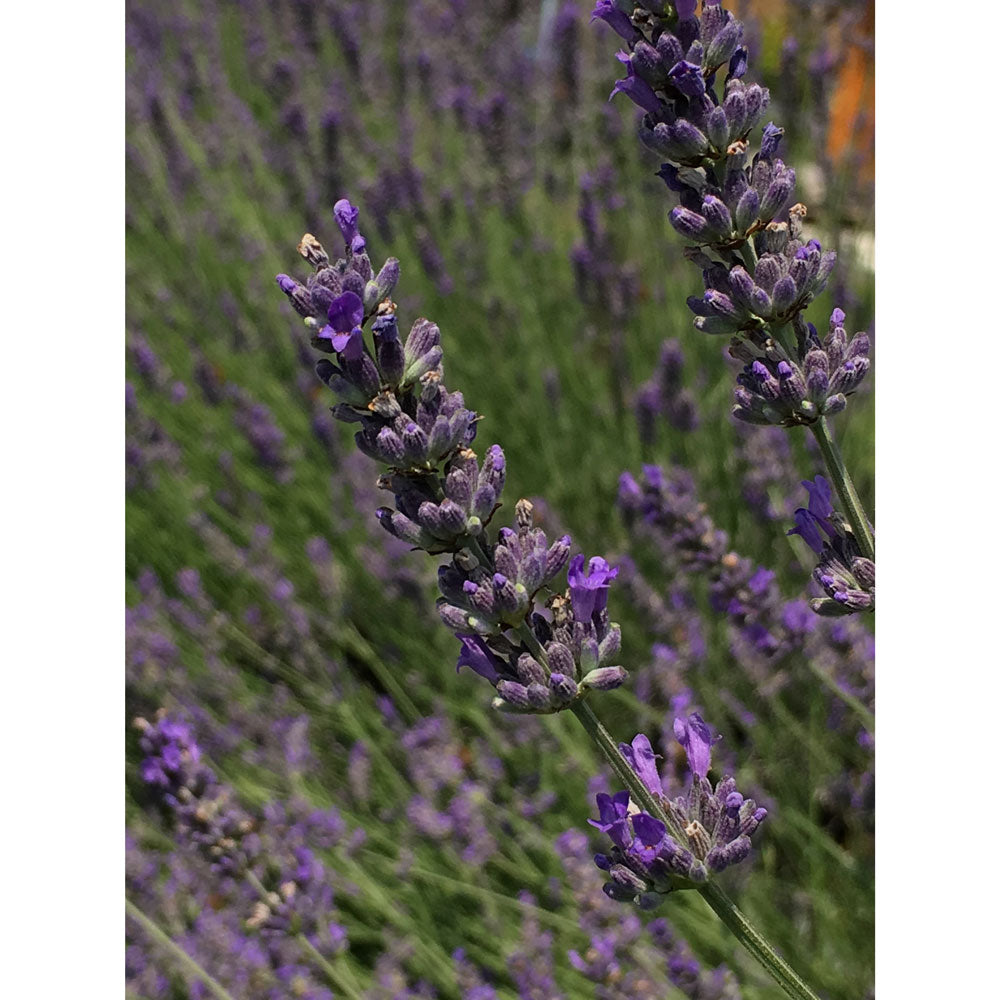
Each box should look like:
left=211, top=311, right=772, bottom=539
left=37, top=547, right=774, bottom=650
left=828, top=0, right=874, bottom=179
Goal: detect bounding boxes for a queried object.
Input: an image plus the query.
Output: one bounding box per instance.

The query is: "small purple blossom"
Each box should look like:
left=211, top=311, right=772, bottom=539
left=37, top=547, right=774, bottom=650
left=673, top=713, right=716, bottom=777
left=320, top=291, right=364, bottom=352
left=567, top=554, right=619, bottom=622
left=456, top=634, right=501, bottom=684
left=590, top=716, right=767, bottom=904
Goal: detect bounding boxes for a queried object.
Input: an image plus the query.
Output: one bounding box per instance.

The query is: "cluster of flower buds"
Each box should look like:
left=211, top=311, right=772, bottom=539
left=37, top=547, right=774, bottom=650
left=592, top=4, right=864, bottom=434
left=687, top=211, right=836, bottom=336
left=134, top=712, right=254, bottom=873
left=591, top=714, right=766, bottom=908
left=441, top=501, right=627, bottom=714
left=663, top=126, right=795, bottom=249
left=276, top=201, right=481, bottom=555
left=275, top=202, right=628, bottom=712
left=788, top=476, right=875, bottom=615
left=436, top=498, right=571, bottom=635
left=595, top=2, right=790, bottom=249
left=276, top=198, right=400, bottom=337
left=731, top=307, right=871, bottom=426
left=376, top=445, right=506, bottom=553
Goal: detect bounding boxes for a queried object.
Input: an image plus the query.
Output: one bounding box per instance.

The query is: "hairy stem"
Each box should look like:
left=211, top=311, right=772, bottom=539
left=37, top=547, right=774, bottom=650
left=699, top=883, right=822, bottom=1000
left=810, top=416, right=875, bottom=561
left=566, top=701, right=822, bottom=1000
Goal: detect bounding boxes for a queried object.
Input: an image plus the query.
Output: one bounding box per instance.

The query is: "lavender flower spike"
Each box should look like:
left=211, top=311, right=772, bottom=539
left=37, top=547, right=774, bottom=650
left=590, top=715, right=767, bottom=907
left=273, top=203, right=626, bottom=714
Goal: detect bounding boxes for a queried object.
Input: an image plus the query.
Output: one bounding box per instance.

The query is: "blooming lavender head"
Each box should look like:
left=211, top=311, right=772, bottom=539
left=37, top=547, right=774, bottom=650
left=788, top=475, right=875, bottom=615
left=589, top=714, right=766, bottom=905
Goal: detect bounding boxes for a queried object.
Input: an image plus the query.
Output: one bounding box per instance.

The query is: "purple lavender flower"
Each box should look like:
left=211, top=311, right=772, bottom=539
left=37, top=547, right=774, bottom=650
left=591, top=1, right=872, bottom=438
left=567, top=554, right=620, bottom=623
left=730, top=306, right=871, bottom=426
left=788, top=476, right=875, bottom=615
left=274, top=205, right=626, bottom=713
left=590, top=714, right=767, bottom=905
left=672, top=713, right=716, bottom=778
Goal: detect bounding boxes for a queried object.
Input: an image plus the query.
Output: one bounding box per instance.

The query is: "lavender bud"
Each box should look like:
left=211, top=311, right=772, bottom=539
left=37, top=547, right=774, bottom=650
left=727, top=266, right=756, bottom=311
left=667, top=120, right=709, bottom=159
left=369, top=258, right=400, bottom=306
left=598, top=623, right=622, bottom=664
left=704, top=289, right=741, bottom=321
left=549, top=673, right=578, bottom=705
left=546, top=641, right=576, bottom=678
left=706, top=19, right=743, bottom=69
left=516, top=653, right=547, bottom=686
left=706, top=106, right=730, bottom=152
left=545, top=535, right=572, bottom=581
left=669, top=207, right=709, bottom=240
left=275, top=274, right=314, bottom=317
left=701, top=195, right=733, bottom=238
left=374, top=427, right=405, bottom=463
left=770, top=274, right=798, bottom=315
left=580, top=666, right=628, bottom=690
left=404, top=318, right=440, bottom=365
left=823, top=393, right=847, bottom=415
left=734, top=188, right=760, bottom=231
left=723, top=88, right=747, bottom=137
left=496, top=680, right=532, bottom=709
left=759, top=167, right=796, bottom=220
left=803, top=349, right=829, bottom=399
left=776, top=360, right=807, bottom=407
left=631, top=41, right=667, bottom=87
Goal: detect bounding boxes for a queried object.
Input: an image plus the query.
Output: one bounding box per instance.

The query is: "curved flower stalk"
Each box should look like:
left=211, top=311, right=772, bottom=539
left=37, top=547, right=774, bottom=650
left=591, top=715, right=766, bottom=907
left=591, top=0, right=874, bottom=587
left=273, top=198, right=821, bottom=1000
left=275, top=200, right=627, bottom=716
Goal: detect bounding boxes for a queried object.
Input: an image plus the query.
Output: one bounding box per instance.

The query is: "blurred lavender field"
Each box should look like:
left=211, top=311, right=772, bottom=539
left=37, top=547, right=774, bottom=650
left=126, top=2, right=874, bottom=998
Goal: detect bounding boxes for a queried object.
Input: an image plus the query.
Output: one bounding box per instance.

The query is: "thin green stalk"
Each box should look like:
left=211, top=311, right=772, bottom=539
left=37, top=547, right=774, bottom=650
left=805, top=659, right=875, bottom=732
left=297, top=932, right=366, bottom=1000
left=699, top=883, right=822, bottom=1000
left=568, top=701, right=685, bottom=841
left=125, top=898, right=239, bottom=1000
left=810, top=416, right=875, bottom=562
left=566, top=700, right=822, bottom=1000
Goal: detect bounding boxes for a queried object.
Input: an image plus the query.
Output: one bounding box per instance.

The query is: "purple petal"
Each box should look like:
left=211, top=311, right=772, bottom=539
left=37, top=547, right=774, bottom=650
left=327, top=291, right=364, bottom=333
left=673, top=713, right=714, bottom=777
left=619, top=734, right=662, bottom=798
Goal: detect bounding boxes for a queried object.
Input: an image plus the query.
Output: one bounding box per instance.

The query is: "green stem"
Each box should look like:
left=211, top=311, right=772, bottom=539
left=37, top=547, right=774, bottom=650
left=738, top=239, right=758, bottom=272
left=805, top=659, right=875, bottom=732
left=699, top=883, right=822, bottom=1000
left=566, top=701, right=822, bottom=1000
left=125, top=898, right=239, bottom=1000
left=296, top=933, right=365, bottom=1000
left=810, top=416, right=875, bottom=562
left=568, top=701, right=684, bottom=840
